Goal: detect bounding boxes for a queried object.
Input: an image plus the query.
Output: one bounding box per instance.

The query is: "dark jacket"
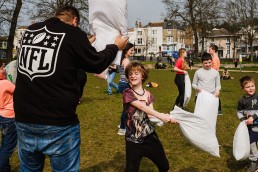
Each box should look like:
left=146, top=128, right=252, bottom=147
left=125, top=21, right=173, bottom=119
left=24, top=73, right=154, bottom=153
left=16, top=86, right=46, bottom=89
left=14, top=17, right=118, bottom=125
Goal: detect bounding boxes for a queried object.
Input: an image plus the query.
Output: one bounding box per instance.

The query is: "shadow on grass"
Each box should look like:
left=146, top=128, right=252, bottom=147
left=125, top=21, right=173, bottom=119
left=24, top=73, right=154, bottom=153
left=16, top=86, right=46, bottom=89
left=222, top=145, right=248, bottom=172
left=178, top=167, right=199, bottom=171
left=80, top=152, right=125, bottom=172
left=80, top=152, right=167, bottom=172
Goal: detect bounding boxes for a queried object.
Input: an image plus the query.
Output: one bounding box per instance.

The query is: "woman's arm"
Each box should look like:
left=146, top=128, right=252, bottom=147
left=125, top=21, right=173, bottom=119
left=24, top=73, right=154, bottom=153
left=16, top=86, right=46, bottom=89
left=173, top=66, right=187, bottom=74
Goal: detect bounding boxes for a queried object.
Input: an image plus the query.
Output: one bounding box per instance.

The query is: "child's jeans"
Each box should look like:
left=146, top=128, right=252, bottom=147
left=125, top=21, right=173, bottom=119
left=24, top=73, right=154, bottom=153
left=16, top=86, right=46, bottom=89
left=0, top=116, right=17, bottom=171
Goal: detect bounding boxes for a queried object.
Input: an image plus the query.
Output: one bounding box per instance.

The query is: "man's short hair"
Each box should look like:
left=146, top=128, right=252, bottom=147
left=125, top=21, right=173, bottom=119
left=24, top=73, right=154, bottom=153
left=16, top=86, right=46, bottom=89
left=201, top=52, right=212, bottom=62
left=210, top=44, right=218, bottom=52
left=55, top=6, right=80, bottom=25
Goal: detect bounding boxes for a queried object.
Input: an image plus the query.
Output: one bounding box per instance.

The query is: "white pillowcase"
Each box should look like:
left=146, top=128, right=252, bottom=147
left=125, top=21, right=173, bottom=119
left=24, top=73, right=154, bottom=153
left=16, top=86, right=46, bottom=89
left=194, top=90, right=219, bottom=133
left=170, top=106, right=220, bottom=157
left=89, top=0, right=128, bottom=65
left=233, top=121, right=250, bottom=161
left=183, top=74, right=191, bottom=108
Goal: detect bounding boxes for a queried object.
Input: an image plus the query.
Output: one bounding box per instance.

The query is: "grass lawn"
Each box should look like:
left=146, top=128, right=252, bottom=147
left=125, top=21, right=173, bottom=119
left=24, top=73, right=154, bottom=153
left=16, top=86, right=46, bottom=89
left=9, top=67, right=258, bottom=172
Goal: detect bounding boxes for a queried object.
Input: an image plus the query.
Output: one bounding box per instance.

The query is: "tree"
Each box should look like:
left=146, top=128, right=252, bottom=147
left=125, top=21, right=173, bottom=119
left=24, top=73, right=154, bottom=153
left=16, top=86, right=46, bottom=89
left=236, top=0, right=258, bottom=62
left=25, top=0, right=89, bottom=31
left=223, top=1, right=243, bottom=59
left=0, top=0, right=22, bottom=63
left=6, top=0, right=22, bottom=63
left=162, top=0, right=222, bottom=57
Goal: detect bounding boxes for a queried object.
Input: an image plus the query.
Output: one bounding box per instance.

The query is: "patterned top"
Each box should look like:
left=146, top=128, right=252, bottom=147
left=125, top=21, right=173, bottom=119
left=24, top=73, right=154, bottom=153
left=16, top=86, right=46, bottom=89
left=123, top=88, right=155, bottom=143
left=118, top=65, right=127, bottom=82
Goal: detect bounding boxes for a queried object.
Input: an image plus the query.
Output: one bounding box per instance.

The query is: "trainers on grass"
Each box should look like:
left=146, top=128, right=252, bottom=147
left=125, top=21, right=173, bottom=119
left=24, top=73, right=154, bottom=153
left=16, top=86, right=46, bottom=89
left=117, top=129, right=126, bottom=135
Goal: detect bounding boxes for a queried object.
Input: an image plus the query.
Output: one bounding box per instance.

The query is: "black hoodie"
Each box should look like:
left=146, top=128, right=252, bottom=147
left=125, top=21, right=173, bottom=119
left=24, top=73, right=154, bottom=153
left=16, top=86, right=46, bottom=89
left=14, top=17, right=118, bottom=125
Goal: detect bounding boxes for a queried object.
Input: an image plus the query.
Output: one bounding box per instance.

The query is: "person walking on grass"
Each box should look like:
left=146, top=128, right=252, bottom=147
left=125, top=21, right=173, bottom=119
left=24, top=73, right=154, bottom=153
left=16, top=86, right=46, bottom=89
left=122, top=62, right=178, bottom=172
left=237, top=76, right=258, bottom=172
left=117, top=42, right=134, bottom=135
left=209, top=44, right=223, bottom=115
left=173, top=48, right=188, bottom=109
left=107, top=64, right=118, bottom=95
left=13, top=6, right=128, bottom=171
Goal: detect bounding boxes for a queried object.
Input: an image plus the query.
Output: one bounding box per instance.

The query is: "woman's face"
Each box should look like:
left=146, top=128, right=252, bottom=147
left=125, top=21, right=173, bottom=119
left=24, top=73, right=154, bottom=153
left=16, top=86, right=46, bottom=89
left=126, top=47, right=134, bottom=57
left=182, top=51, right=187, bottom=58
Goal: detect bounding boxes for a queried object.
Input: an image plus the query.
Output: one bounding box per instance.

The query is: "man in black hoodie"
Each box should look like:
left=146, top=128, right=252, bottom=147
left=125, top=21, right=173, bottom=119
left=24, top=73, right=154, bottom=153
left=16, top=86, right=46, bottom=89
left=14, top=6, right=128, bottom=171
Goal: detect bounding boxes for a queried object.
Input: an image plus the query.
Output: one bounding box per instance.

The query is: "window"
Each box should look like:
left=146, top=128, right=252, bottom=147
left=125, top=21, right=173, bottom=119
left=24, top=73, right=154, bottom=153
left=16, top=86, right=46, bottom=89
left=137, top=38, right=143, bottom=44
left=227, top=44, right=230, bottom=55
left=166, top=36, right=173, bottom=43
left=227, top=37, right=230, bottom=42
left=137, top=31, right=142, bottom=36
left=152, top=30, right=157, bottom=35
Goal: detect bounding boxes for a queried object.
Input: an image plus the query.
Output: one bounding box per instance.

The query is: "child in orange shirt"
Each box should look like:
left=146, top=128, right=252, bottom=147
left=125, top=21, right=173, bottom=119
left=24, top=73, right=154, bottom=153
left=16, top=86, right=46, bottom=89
left=0, top=69, right=16, bottom=171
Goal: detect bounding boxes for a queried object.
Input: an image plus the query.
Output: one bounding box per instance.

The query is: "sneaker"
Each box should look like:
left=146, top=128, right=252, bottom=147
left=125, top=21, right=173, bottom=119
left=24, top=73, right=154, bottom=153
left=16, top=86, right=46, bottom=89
left=247, top=161, right=258, bottom=172
left=117, top=129, right=126, bottom=135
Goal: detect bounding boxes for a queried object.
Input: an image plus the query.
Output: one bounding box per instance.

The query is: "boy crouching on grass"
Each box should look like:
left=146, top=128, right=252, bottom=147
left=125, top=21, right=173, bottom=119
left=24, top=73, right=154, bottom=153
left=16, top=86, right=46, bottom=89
left=237, top=76, right=258, bottom=172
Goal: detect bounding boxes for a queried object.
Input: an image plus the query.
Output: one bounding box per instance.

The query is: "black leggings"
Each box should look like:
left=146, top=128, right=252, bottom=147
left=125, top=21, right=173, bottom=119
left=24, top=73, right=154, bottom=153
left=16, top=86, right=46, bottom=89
left=125, top=132, right=169, bottom=172
left=174, top=74, right=185, bottom=107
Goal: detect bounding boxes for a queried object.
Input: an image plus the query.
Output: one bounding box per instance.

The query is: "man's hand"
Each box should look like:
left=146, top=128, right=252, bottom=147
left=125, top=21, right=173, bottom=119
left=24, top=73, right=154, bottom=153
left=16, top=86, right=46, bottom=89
left=114, top=34, right=128, bottom=50
left=89, top=35, right=96, bottom=44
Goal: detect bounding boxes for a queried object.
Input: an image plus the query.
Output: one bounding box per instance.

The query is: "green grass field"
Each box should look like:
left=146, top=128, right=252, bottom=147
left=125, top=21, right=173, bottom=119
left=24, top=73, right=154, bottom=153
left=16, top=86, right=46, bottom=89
left=9, top=67, right=258, bottom=171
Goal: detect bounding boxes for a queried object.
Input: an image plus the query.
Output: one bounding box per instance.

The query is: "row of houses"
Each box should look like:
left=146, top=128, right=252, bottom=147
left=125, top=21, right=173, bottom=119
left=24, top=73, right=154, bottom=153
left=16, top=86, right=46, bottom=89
left=1, top=19, right=257, bottom=59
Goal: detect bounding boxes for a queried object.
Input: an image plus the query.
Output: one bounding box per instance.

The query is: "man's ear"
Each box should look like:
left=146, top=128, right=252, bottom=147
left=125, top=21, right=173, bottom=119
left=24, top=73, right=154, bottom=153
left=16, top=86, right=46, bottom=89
left=72, top=17, right=78, bottom=27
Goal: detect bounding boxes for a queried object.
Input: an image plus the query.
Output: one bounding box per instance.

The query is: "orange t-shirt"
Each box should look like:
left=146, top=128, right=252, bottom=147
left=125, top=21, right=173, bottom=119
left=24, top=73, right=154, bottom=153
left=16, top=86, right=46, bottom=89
left=0, top=79, right=15, bottom=118
left=212, top=56, right=220, bottom=71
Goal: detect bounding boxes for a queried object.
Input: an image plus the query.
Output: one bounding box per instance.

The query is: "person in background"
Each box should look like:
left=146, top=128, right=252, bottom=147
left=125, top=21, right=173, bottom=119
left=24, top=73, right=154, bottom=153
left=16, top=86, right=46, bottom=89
left=220, top=68, right=231, bottom=80
left=107, top=64, right=118, bottom=95
left=209, top=44, right=220, bottom=71
left=209, top=44, right=223, bottom=115
left=234, top=58, right=238, bottom=68
left=122, top=62, right=178, bottom=172
left=13, top=6, right=128, bottom=171
left=237, top=76, right=258, bottom=172
left=188, top=59, right=194, bottom=70
left=0, top=69, right=16, bottom=172
left=117, top=42, right=134, bottom=135
left=0, top=61, right=6, bottom=70
left=173, top=48, right=188, bottom=109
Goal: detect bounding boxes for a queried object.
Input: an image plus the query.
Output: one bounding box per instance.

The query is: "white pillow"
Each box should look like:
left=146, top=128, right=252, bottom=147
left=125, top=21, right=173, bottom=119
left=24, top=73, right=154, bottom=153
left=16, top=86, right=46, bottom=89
left=89, top=0, right=128, bottom=65
left=183, top=74, right=191, bottom=107
left=170, top=106, right=220, bottom=157
left=233, top=121, right=250, bottom=161
left=194, top=90, right=219, bottom=133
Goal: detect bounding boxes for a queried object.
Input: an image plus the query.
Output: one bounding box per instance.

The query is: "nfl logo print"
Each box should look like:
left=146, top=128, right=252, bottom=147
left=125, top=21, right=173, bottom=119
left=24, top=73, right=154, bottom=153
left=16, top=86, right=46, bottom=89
left=18, top=26, right=65, bottom=80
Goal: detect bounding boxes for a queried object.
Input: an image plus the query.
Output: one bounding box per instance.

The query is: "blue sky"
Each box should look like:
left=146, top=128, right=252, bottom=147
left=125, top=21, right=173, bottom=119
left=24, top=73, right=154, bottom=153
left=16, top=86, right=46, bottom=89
left=127, top=0, right=165, bottom=27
